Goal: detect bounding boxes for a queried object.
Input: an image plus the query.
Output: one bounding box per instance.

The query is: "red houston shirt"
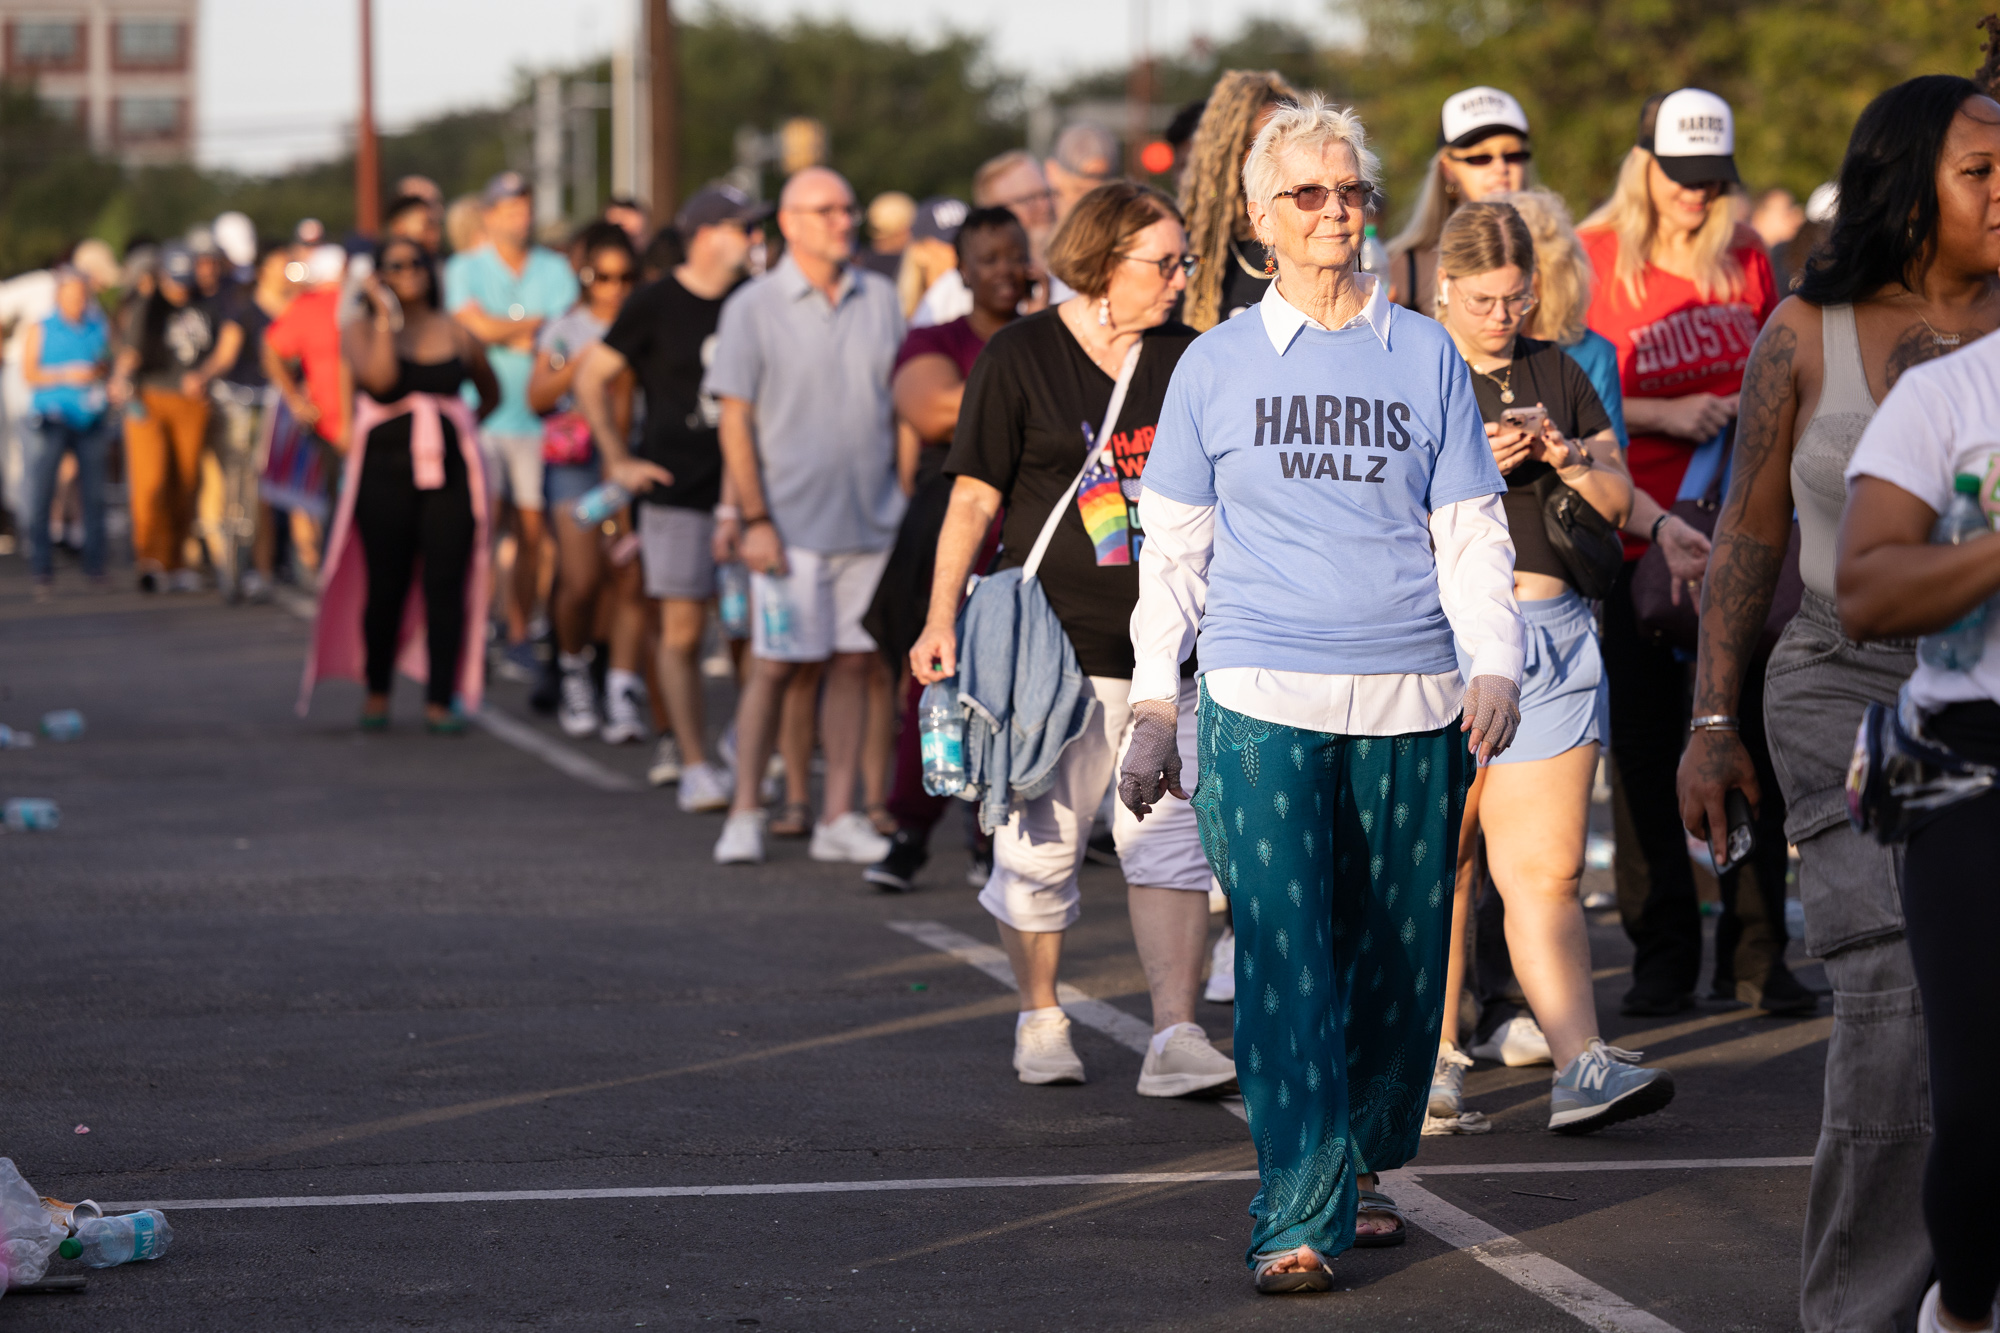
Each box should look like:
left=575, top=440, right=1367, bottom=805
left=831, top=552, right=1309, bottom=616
left=1580, top=224, right=1777, bottom=558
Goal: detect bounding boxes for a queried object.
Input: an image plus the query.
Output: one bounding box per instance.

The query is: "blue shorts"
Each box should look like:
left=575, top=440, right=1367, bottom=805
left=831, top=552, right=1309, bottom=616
left=1458, top=589, right=1606, bottom=766
left=544, top=461, right=600, bottom=510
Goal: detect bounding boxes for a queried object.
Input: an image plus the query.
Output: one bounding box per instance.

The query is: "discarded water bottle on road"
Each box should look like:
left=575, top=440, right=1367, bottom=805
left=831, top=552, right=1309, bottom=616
left=4, top=798, right=59, bottom=831
left=1359, top=223, right=1389, bottom=277
left=39, top=709, right=84, bottom=742
left=571, top=481, right=631, bottom=527
left=919, top=679, right=967, bottom=797
left=1918, top=473, right=1995, bottom=672
left=59, top=1210, right=173, bottom=1267
left=0, top=724, right=34, bottom=749
left=717, top=561, right=750, bottom=639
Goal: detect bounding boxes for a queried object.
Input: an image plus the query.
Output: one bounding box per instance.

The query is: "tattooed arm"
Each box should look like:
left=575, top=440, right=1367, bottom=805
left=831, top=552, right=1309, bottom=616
left=1677, top=302, right=1808, bottom=858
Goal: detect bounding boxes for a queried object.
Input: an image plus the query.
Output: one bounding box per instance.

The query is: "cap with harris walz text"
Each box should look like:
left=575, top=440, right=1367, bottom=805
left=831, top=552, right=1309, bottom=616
left=1639, top=88, right=1741, bottom=187
left=1439, top=86, right=1530, bottom=149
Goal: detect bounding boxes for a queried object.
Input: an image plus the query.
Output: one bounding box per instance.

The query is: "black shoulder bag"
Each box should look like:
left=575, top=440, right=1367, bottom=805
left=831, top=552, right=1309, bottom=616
left=1535, top=468, right=1625, bottom=600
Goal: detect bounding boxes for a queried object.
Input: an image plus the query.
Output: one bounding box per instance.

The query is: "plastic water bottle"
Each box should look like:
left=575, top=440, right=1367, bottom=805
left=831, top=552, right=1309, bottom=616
left=0, top=724, right=34, bottom=749
left=757, top=575, right=795, bottom=656
left=59, top=1210, right=173, bottom=1267
left=1918, top=473, right=1994, bottom=672
left=40, top=709, right=84, bottom=742
left=1360, top=223, right=1389, bottom=277
left=716, top=562, right=750, bottom=639
left=918, top=679, right=967, bottom=797
left=4, top=798, right=59, bottom=831
left=571, top=481, right=631, bottom=527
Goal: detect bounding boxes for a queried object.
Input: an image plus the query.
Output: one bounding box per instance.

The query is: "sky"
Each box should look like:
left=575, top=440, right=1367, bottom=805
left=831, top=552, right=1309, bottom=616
left=197, top=0, right=1341, bottom=173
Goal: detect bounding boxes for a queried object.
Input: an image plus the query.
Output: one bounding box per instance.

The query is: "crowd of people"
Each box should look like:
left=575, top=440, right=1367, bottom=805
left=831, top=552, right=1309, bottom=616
left=7, top=66, right=2000, bottom=1326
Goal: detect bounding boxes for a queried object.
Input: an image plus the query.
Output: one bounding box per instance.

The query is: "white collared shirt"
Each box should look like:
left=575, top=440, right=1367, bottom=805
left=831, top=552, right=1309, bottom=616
left=1127, top=276, right=1523, bottom=735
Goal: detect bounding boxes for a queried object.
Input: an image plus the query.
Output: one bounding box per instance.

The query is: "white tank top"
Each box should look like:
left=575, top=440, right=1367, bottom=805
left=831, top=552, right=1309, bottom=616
left=1790, top=304, right=1877, bottom=601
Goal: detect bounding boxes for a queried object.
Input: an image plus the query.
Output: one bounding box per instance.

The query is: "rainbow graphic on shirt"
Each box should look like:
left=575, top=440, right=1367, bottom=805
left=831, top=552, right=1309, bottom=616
left=1076, top=460, right=1131, bottom=565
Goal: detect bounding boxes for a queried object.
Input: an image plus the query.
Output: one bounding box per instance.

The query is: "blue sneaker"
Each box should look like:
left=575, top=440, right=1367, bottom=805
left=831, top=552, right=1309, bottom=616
left=1548, top=1039, right=1674, bottom=1134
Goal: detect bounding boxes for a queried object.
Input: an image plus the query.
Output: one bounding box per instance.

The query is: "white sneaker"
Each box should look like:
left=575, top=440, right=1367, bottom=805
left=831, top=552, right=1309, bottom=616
left=600, top=671, right=648, bottom=745
left=1136, top=1022, right=1238, bottom=1097
left=168, top=568, right=202, bottom=593
left=1428, top=1040, right=1474, bottom=1118
left=809, top=810, right=892, bottom=864
left=677, top=760, right=733, bottom=813
left=647, top=736, right=683, bottom=787
left=713, top=809, right=767, bottom=864
left=1471, top=1014, right=1553, bottom=1067
left=556, top=656, right=599, bottom=739
left=1918, top=1282, right=1998, bottom=1333
left=1014, top=1013, right=1086, bottom=1085
left=1204, top=927, right=1236, bottom=1004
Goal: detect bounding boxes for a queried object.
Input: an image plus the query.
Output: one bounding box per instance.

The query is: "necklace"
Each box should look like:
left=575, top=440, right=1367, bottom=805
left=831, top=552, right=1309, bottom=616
left=1473, top=359, right=1516, bottom=404
left=1919, top=315, right=1966, bottom=348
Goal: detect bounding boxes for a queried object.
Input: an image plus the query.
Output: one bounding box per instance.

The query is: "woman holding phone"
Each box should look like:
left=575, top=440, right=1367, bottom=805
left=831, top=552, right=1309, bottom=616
left=1424, top=201, right=1673, bottom=1134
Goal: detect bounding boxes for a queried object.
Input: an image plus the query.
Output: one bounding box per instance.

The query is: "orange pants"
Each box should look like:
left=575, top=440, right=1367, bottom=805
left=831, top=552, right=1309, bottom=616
left=125, top=387, right=209, bottom=571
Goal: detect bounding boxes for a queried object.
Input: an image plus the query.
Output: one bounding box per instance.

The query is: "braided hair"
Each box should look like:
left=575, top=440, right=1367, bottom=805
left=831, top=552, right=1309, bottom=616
left=1179, top=69, right=1298, bottom=331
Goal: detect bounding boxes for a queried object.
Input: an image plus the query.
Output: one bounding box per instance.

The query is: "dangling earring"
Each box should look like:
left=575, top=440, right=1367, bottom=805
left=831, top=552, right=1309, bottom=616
left=1263, top=252, right=1277, bottom=277
left=1098, top=296, right=1110, bottom=328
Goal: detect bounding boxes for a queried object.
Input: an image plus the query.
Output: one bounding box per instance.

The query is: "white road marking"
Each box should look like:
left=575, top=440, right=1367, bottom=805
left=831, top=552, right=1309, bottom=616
left=886, top=919, right=1797, bottom=1333
left=270, top=586, right=637, bottom=792
left=1383, top=1170, right=1685, bottom=1333
left=103, top=1156, right=1813, bottom=1215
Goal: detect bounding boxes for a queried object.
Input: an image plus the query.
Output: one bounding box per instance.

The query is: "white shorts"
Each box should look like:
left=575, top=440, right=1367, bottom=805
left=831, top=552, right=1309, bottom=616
left=979, top=675, right=1212, bottom=934
left=481, top=432, right=546, bottom=512
left=638, top=505, right=717, bottom=601
left=749, top=547, right=890, bottom=662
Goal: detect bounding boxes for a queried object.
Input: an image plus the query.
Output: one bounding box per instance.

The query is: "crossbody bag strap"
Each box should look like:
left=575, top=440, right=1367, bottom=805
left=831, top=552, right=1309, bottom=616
left=1020, top=341, right=1142, bottom=582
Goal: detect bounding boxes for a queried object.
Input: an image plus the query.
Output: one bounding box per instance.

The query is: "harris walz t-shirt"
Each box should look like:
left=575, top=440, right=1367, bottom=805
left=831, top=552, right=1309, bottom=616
left=603, top=272, right=739, bottom=511
left=946, top=309, right=1196, bottom=679
left=1465, top=336, right=1614, bottom=582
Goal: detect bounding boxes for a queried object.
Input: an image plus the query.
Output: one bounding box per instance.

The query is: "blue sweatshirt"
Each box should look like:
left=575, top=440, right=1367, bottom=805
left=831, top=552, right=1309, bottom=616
left=1141, top=300, right=1504, bottom=676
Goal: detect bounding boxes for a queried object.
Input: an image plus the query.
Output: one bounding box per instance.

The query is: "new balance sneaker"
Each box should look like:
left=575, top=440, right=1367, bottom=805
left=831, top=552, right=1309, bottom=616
left=1548, top=1039, right=1675, bottom=1134
left=1428, top=1041, right=1474, bottom=1118
left=713, top=809, right=767, bottom=864
left=1471, top=1014, right=1553, bottom=1067
left=1204, top=927, right=1236, bottom=1004
left=1014, top=1012, right=1086, bottom=1085
left=647, top=736, right=683, bottom=787
left=809, top=811, right=892, bottom=864
left=863, top=829, right=927, bottom=893
left=677, top=760, right=733, bottom=813
left=600, top=670, right=649, bottom=745
left=1136, top=1023, right=1238, bottom=1097
left=556, top=655, right=600, bottom=739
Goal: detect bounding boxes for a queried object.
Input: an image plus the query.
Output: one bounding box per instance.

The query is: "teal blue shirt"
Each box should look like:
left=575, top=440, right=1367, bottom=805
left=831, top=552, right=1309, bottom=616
left=444, top=244, right=579, bottom=437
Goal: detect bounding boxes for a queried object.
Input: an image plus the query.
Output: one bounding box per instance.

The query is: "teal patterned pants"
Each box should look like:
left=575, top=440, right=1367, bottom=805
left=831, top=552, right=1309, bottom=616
left=1192, top=682, right=1471, bottom=1266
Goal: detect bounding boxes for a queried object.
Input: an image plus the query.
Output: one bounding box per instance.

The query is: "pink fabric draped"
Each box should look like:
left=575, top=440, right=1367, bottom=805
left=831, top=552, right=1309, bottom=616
left=297, top=390, right=491, bottom=717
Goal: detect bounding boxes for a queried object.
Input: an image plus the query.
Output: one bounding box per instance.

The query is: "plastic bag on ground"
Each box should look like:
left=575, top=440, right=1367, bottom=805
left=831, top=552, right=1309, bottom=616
left=0, top=1158, right=69, bottom=1293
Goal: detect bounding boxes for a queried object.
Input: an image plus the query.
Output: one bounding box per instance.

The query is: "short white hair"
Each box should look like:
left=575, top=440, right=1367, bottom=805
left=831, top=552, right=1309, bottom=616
left=1241, top=93, right=1382, bottom=209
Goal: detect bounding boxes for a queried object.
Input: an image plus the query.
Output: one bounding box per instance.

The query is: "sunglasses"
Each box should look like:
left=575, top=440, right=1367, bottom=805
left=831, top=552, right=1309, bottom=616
left=1119, top=252, right=1199, bottom=279
left=588, top=269, right=636, bottom=286
left=1450, top=149, right=1533, bottom=168
left=1274, top=181, right=1378, bottom=214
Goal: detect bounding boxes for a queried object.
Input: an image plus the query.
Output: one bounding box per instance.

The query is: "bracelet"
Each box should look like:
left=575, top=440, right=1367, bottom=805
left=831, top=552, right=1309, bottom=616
left=741, top=514, right=772, bottom=528
left=713, top=504, right=741, bottom=521
left=1689, top=715, right=1739, bottom=732
left=1650, top=513, right=1670, bottom=544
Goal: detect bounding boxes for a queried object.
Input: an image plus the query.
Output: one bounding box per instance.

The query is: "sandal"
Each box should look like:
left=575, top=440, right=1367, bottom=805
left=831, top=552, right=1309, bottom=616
left=866, top=803, right=898, bottom=837
left=1352, top=1188, right=1407, bottom=1248
left=1253, top=1245, right=1333, bottom=1294
left=425, top=712, right=468, bottom=737
left=768, top=801, right=813, bottom=838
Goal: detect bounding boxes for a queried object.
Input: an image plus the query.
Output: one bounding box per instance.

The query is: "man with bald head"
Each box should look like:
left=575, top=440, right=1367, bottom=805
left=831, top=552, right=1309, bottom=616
left=705, top=166, right=907, bottom=866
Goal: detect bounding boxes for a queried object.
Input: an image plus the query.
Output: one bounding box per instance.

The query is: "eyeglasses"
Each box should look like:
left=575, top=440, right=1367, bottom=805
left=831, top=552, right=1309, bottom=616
left=1274, top=181, right=1377, bottom=214
left=791, top=203, right=856, bottom=220
left=589, top=269, right=637, bottom=286
left=380, top=259, right=423, bottom=275
left=989, top=187, right=1055, bottom=211
left=1449, top=150, right=1533, bottom=168
left=1446, top=282, right=1538, bottom=318
left=1119, top=251, right=1199, bottom=279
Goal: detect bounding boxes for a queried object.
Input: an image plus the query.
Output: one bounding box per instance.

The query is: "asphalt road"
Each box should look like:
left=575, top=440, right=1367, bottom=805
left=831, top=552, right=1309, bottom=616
left=0, top=557, right=1831, bottom=1331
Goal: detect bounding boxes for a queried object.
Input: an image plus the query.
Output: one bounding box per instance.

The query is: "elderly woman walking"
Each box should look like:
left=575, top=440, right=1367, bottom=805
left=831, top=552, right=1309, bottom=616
left=1122, top=95, right=1524, bottom=1291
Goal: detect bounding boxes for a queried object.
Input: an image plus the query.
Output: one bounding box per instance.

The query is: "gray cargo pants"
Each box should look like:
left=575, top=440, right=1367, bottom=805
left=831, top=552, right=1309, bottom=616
left=1765, top=593, right=1931, bottom=1333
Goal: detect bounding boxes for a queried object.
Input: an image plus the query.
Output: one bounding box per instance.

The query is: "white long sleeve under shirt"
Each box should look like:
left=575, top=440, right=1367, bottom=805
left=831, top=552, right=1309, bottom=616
left=1127, top=279, right=1524, bottom=735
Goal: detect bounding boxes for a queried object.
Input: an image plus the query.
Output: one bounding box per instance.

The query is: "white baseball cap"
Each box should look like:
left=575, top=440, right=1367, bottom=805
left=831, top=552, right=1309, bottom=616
left=1640, top=88, right=1740, bottom=186
left=1439, top=86, right=1530, bottom=149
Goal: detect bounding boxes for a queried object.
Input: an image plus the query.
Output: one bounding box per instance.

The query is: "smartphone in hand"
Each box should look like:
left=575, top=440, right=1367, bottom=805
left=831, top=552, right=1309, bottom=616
left=1715, top=789, right=1756, bottom=874
left=1500, top=404, right=1549, bottom=435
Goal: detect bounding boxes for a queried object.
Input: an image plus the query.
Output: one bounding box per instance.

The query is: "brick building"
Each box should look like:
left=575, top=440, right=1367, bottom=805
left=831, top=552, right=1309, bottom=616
left=0, top=0, right=197, bottom=164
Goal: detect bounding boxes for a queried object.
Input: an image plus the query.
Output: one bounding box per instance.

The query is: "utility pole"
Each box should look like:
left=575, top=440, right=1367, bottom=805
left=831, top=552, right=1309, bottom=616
left=646, top=0, right=678, bottom=221
left=356, top=0, right=379, bottom=235
left=1126, top=0, right=1153, bottom=177
left=533, top=73, right=563, bottom=229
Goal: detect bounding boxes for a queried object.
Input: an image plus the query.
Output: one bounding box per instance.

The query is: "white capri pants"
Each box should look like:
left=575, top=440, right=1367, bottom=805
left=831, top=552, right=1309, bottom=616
left=978, top=675, right=1212, bottom=933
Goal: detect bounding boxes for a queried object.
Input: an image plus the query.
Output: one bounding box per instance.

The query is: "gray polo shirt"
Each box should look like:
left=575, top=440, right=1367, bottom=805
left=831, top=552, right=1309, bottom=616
left=702, top=254, right=906, bottom=553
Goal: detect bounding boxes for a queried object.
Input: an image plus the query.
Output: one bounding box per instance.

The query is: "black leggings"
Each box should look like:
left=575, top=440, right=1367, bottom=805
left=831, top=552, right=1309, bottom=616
left=353, top=436, right=474, bottom=708
left=1904, top=700, right=2000, bottom=1322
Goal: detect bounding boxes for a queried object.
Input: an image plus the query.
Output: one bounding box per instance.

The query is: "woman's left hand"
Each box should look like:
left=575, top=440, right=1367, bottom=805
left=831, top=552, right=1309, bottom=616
left=1461, top=675, right=1521, bottom=764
